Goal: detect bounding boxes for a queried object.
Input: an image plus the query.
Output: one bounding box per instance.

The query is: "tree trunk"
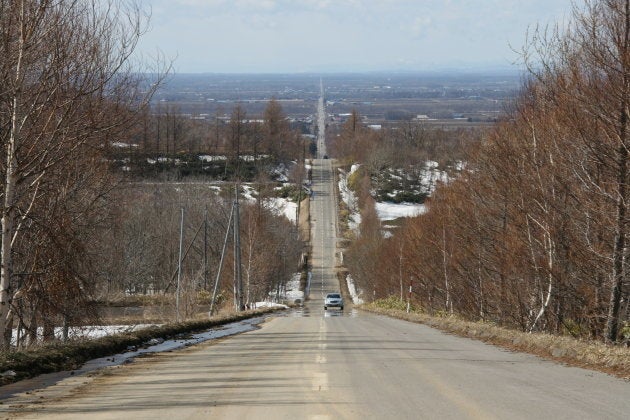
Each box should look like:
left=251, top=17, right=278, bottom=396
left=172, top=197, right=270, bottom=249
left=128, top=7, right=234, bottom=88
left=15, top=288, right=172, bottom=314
left=0, top=15, right=24, bottom=347
left=606, top=144, right=629, bottom=342
left=606, top=2, right=630, bottom=342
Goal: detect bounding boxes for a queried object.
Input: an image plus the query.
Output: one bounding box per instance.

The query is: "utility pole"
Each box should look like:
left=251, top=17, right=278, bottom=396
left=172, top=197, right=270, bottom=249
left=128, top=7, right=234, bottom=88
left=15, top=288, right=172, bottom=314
left=203, top=209, right=208, bottom=290
left=234, top=186, right=243, bottom=311
left=407, top=281, right=413, bottom=314
left=176, top=207, right=184, bottom=322
left=209, top=203, right=234, bottom=316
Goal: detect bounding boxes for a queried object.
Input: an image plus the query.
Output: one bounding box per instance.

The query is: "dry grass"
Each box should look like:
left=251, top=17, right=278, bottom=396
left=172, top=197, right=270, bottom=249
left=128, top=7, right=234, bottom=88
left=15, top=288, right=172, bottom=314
left=361, top=304, right=630, bottom=380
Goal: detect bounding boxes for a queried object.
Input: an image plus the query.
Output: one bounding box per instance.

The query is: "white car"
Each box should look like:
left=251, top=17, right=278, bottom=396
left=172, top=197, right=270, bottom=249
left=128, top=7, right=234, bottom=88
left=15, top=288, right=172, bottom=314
left=324, top=293, right=344, bottom=310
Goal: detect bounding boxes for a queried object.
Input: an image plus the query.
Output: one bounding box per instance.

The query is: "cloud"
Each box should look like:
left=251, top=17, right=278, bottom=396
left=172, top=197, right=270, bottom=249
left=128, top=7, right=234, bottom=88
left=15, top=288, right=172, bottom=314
left=141, top=0, right=571, bottom=72
left=406, top=16, right=434, bottom=39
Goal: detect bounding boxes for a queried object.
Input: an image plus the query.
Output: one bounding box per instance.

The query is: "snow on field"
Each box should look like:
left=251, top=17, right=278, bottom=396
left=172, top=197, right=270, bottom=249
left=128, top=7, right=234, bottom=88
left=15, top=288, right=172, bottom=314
left=199, top=155, right=227, bottom=162
left=259, top=273, right=303, bottom=306
left=252, top=302, right=289, bottom=309
left=111, top=142, right=138, bottom=148
left=338, top=165, right=362, bottom=232
left=375, top=202, right=427, bottom=221
left=270, top=162, right=290, bottom=182
left=340, top=162, right=427, bottom=224
left=165, top=182, right=296, bottom=224
left=241, top=184, right=257, bottom=202
left=286, top=273, right=304, bottom=302
left=454, top=160, right=466, bottom=172
left=11, top=325, right=155, bottom=345
left=264, top=197, right=298, bottom=223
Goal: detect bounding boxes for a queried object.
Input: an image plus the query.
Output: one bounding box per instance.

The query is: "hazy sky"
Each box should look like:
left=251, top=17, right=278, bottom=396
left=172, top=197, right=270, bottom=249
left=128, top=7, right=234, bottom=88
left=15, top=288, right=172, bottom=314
left=139, top=0, right=571, bottom=73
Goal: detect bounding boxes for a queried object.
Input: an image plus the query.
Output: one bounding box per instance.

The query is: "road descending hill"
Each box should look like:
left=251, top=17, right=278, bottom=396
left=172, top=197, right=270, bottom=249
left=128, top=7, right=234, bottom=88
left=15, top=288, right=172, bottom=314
left=1, top=91, right=629, bottom=420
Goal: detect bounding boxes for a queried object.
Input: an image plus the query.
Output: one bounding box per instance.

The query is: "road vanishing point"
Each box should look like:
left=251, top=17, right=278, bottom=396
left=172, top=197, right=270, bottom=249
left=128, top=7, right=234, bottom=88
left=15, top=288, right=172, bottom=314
left=1, top=88, right=629, bottom=420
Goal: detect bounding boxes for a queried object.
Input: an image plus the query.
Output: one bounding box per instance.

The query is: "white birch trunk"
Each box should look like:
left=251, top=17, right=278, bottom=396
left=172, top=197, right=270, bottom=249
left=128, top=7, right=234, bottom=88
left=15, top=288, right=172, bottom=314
left=0, top=2, right=26, bottom=347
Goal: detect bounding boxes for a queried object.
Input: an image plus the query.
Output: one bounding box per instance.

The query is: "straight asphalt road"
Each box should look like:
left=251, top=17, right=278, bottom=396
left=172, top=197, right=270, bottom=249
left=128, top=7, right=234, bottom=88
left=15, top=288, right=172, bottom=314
left=1, top=87, right=629, bottom=420
left=2, top=159, right=629, bottom=420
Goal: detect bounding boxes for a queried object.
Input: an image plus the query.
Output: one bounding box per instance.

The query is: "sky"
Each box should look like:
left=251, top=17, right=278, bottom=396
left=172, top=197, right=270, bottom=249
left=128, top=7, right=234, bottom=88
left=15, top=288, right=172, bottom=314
left=138, top=0, right=571, bottom=73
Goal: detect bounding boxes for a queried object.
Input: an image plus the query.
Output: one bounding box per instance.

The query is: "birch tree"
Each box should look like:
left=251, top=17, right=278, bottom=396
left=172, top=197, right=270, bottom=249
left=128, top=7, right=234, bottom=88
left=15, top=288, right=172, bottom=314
left=523, top=0, right=630, bottom=342
left=0, top=0, right=163, bottom=348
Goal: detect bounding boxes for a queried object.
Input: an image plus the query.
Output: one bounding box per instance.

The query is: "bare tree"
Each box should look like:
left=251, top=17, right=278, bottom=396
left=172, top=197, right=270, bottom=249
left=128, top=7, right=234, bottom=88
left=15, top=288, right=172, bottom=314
left=0, top=0, right=165, bottom=348
left=263, top=98, right=293, bottom=161
left=523, top=0, right=630, bottom=342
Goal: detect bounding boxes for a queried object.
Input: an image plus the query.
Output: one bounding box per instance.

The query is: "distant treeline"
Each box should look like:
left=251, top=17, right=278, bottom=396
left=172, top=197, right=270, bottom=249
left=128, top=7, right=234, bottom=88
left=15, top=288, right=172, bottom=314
left=112, top=99, right=314, bottom=180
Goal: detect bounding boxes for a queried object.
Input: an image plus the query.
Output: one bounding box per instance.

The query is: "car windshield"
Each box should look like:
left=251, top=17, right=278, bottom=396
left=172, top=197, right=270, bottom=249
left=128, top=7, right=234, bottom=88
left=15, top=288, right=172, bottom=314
left=327, top=294, right=341, bottom=299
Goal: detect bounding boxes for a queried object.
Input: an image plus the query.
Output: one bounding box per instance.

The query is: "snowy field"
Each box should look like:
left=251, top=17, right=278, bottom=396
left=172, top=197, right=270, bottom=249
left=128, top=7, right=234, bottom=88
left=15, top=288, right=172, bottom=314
left=254, top=273, right=304, bottom=308
left=339, top=161, right=446, bottom=226
left=375, top=202, right=426, bottom=221
left=11, top=324, right=155, bottom=345
left=264, top=197, right=298, bottom=224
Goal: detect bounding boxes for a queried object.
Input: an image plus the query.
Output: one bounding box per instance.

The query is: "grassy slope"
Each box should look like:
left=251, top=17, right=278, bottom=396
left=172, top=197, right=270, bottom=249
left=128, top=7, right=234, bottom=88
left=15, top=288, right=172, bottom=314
left=361, top=302, right=630, bottom=380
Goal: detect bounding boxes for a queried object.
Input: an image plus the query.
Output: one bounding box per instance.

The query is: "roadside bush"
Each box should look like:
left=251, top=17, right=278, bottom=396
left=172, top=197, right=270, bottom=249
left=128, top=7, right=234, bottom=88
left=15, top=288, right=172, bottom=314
left=275, top=184, right=301, bottom=202
left=371, top=296, right=414, bottom=312
left=347, top=167, right=364, bottom=191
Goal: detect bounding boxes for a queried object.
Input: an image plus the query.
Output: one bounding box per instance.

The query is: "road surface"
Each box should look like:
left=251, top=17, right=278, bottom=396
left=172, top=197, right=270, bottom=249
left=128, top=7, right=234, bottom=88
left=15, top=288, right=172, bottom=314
left=1, top=88, right=629, bottom=420
left=317, top=78, right=327, bottom=159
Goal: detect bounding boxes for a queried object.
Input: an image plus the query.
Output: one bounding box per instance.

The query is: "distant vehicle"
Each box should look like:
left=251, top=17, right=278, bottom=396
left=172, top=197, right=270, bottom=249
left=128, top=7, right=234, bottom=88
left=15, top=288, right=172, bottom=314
left=324, top=293, right=343, bottom=310
left=323, top=155, right=329, bottom=159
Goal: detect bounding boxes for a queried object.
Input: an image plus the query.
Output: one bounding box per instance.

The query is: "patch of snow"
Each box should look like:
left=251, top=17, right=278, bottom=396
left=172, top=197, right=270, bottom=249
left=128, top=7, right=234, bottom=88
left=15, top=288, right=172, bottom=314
left=11, top=325, right=156, bottom=345
left=376, top=202, right=426, bottom=221
left=338, top=166, right=361, bottom=233
left=77, top=317, right=269, bottom=373
left=286, top=273, right=301, bottom=291
left=241, top=184, right=257, bottom=202
left=286, top=273, right=304, bottom=303
left=111, top=142, right=138, bottom=148
left=286, top=289, right=304, bottom=302
left=252, top=302, right=289, bottom=309
left=270, top=163, right=291, bottom=182
left=199, top=155, right=227, bottom=162
left=241, top=155, right=266, bottom=162
left=346, top=274, right=364, bottom=305
left=264, top=197, right=297, bottom=223
left=454, top=160, right=466, bottom=171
